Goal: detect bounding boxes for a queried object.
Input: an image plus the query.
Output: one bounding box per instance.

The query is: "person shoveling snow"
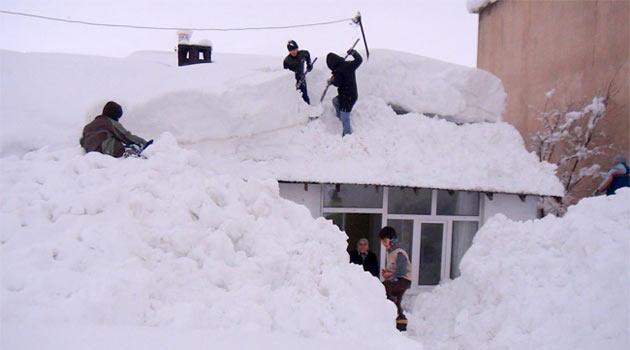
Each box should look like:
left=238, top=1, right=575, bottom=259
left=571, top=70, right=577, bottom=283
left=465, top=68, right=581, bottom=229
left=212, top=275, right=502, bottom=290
left=80, top=101, right=152, bottom=158
left=326, top=47, right=363, bottom=136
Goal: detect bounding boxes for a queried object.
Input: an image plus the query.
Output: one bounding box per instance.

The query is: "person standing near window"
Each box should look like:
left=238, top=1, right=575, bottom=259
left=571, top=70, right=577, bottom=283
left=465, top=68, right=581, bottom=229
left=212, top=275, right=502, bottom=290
left=349, top=238, right=379, bottom=278
left=380, top=226, right=412, bottom=331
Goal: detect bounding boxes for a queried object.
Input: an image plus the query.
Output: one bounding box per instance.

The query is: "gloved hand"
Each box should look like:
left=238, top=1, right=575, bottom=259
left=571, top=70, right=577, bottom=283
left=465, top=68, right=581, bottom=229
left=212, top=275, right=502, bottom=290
left=306, top=64, right=313, bottom=72
left=144, top=139, right=154, bottom=149
left=327, top=76, right=334, bottom=85
left=347, top=49, right=357, bottom=56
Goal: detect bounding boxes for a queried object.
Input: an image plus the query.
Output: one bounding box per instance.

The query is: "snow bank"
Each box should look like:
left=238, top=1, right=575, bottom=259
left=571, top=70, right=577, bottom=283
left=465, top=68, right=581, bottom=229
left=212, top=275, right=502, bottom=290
left=467, top=0, right=500, bottom=13
left=361, top=50, right=505, bottom=123
left=409, top=190, right=630, bottom=350
left=130, top=91, right=561, bottom=196
left=0, top=134, right=401, bottom=341
left=0, top=49, right=559, bottom=196
left=0, top=49, right=503, bottom=155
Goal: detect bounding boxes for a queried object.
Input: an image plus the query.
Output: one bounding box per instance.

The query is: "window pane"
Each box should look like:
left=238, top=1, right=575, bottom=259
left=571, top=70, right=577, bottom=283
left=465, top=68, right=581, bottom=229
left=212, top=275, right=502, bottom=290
left=386, top=219, right=413, bottom=263
left=450, top=221, right=479, bottom=279
left=436, top=190, right=480, bottom=216
left=323, top=184, right=383, bottom=208
left=387, top=187, right=432, bottom=215
left=419, top=223, right=443, bottom=285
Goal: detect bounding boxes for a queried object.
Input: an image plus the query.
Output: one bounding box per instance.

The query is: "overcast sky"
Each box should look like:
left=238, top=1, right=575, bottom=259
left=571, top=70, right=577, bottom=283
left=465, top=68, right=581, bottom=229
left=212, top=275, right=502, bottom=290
left=0, top=0, right=478, bottom=66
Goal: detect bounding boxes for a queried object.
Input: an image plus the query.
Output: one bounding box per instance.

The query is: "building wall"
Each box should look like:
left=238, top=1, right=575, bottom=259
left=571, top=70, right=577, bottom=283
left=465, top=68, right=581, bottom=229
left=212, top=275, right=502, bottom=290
left=477, top=0, right=630, bottom=197
left=278, top=183, right=321, bottom=218
left=482, top=193, right=539, bottom=223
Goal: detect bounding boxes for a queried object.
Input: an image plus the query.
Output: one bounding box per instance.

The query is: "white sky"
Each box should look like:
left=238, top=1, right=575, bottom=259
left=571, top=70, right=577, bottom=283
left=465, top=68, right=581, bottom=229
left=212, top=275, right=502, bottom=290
left=0, top=0, right=478, bottom=67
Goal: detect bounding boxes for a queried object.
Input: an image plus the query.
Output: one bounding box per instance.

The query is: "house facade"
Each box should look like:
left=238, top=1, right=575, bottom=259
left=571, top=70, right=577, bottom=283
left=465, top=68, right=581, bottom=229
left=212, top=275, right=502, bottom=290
left=279, top=181, right=539, bottom=291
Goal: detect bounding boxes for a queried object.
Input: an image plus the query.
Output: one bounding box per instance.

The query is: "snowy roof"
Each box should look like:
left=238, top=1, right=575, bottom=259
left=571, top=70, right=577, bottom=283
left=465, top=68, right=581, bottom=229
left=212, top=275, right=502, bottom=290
left=0, top=49, right=563, bottom=197
left=467, top=0, right=500, bottom=13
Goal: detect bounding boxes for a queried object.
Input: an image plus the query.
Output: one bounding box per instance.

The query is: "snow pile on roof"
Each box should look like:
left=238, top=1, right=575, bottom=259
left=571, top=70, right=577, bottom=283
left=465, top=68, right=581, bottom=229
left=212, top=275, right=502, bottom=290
left=467, top=0, right=500, bottom=13
left=361, top=50, right=505, bottom=123
left=130, top=91, right=562, bottom=196
left=0, top=48, right=503, bottom=155
left=0, top=134, right=412, bottom=346
left=409, top=190, right=630, bottom=349
left=0, top=49, right=561, bottom=196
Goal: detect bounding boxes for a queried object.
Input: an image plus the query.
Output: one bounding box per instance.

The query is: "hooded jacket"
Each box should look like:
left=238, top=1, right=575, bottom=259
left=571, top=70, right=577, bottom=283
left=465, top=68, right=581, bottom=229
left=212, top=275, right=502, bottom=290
left=80, top=101, right=147, bottom=158
left=326, top=50, right=363, bottom=111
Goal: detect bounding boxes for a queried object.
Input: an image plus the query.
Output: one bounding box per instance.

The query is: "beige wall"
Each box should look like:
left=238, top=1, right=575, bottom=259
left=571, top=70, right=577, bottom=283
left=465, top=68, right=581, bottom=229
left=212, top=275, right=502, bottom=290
left=477, top=0, right=629, bottom=199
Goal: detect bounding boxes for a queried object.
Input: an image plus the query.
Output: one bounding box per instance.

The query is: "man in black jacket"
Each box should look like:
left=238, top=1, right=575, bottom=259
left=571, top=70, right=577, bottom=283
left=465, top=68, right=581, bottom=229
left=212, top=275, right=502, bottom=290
left=283, top=40, right=313, bottom=104
left=326, top=49, right=363, bottom=136
left=349, top=238, right=379, bottom=278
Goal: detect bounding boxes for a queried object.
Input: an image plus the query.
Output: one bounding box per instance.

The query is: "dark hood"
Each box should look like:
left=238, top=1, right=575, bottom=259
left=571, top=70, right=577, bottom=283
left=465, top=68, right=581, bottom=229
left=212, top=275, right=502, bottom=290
left=326, top=53, right=343, bottom=70
left=102, top=101, right=123, bottom=121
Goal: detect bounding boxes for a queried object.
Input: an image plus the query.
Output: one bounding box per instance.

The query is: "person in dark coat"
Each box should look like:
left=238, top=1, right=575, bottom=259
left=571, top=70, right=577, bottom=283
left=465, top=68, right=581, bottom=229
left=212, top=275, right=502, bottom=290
left=597, top=154, right=630, bottom=195
left=326, top=49, right=362, bottom=136
left=349, top=238, right=379, bottom=278
left=283, top=40, right=313, bottom=104
left=80, top=101, right=150, bottom=158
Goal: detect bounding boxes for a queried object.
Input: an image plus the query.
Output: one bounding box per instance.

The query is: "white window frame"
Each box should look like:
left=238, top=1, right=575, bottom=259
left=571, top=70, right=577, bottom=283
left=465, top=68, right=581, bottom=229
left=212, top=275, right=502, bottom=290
left=321, top=185, right=484, bottom=290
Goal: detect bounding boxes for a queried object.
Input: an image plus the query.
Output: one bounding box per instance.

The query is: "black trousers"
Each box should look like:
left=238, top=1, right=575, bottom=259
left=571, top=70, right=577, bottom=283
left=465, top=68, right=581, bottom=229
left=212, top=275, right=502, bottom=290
left=297, top=80, right=310, bottom=104
left=383, top=278, right=411, bottom=318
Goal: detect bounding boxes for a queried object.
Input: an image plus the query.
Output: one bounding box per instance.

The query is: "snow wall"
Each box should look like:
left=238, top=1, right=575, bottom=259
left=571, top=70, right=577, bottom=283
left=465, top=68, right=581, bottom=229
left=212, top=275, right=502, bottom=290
left=410, top=189, right=630, bottom=350
left=0, top=134, right=401, bottom=340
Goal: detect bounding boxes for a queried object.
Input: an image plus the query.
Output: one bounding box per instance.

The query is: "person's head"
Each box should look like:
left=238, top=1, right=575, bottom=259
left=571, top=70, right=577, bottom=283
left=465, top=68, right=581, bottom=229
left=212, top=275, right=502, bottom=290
left=326, top=52, right=343, bottom=70
left=287, top=40, right=298, bottom=56
left=356, top=238, right=369, bottom=254
left=613, top=154, right=627, bottom=165
left=102, top=101, right=123, bottom=121
left=379, top=226, right=397, bottom=250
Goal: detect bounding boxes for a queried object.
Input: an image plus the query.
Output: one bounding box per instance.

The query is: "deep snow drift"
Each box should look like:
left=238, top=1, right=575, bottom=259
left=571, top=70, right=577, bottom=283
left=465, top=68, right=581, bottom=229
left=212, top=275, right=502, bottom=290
left=0, top=134, right=416, bottom=349
left=410, top=190, right=630, bottom=350
left=0, top=49, right=562, bottom=196
left=0, top=48, right=504, bottom=156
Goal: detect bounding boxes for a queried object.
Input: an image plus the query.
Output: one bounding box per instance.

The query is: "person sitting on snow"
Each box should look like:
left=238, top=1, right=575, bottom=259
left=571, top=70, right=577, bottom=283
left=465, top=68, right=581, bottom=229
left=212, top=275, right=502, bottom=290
left=349, top=238, right=379, bottom=278
left=379, top=226, right=412, bottom=331
left=596, top=154, right=629, bottom=195
left=326, top=48, right=362, bottom=136
left=283, top=40, right=313, bottom=104
left=80, top=101, right=151, bottom=158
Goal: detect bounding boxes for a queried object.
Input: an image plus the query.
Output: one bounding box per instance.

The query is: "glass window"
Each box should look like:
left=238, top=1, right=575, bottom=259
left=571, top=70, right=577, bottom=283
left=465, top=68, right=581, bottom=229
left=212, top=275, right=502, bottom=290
left=450, top=221, right=479, bottom=279
left=386, top=219, right=414, bottom=263
left=325, top=213, right=382, bottom=259
left=419, top=223, right=443, bottom=285
left=436, top=190, right=480, bottom=216
left=387, top=187, right=432, bottom=215
left=323, top=184, right=383, bottom=208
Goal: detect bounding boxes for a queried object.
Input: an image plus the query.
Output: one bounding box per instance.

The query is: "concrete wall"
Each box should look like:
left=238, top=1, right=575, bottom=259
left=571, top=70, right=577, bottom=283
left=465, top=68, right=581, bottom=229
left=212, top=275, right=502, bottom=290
left=477, top=0, right=629, bottom=198
left=278, top=182, right=321, bottom=218
left=482, top=193, right=539, bottom=223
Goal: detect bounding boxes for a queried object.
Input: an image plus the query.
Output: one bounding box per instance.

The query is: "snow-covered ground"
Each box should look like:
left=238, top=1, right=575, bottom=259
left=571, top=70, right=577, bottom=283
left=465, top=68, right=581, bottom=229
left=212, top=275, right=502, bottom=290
left=410, top=189, right=630, bottom=350
left=0, top=136, right=418, bottom=349
left=2, top=48, right=626, bottom=350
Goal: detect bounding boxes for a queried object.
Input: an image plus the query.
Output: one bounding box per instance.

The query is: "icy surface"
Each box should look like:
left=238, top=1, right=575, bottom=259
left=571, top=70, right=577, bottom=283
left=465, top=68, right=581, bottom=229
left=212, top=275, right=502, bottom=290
left=0, top=134, right=417, bottom=348
left=467, top=0, right=500, bottom=13
left=0, top=49, right=561, bottom=196
left=409, top=189, right=630, bottom=350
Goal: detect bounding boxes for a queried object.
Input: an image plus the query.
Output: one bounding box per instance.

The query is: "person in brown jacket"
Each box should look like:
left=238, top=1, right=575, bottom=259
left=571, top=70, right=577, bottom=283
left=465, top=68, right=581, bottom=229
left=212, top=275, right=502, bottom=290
left=380, top=226, right=412, bottom=331
left=80, top=101, right=149, bottom=158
